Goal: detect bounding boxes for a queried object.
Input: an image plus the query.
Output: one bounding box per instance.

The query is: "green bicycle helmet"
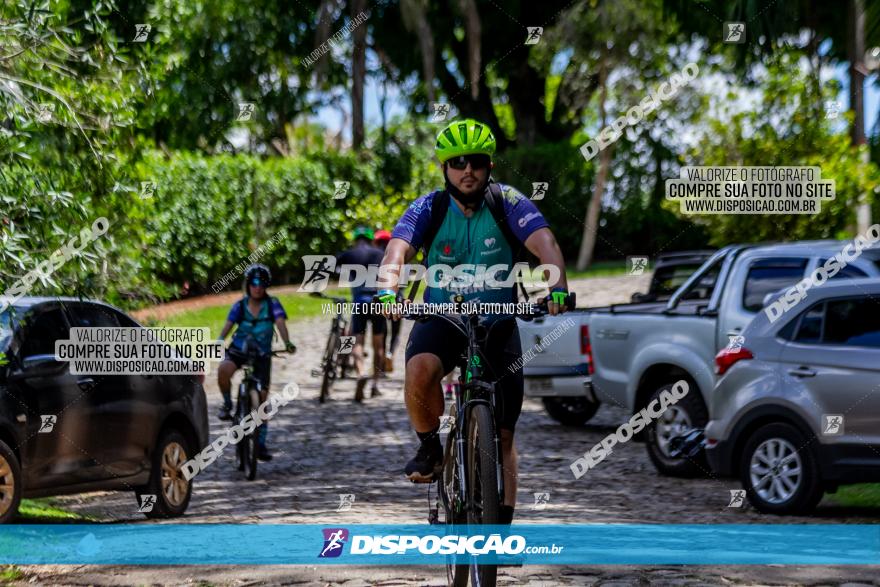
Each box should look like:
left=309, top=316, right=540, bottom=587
left=435, top=118, right=497, bottom=163
left=353, top=225, right=374, bottom=241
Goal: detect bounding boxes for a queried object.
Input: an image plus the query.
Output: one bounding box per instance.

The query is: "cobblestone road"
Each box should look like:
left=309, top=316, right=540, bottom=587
left=23, top=276, right=880, bottom=586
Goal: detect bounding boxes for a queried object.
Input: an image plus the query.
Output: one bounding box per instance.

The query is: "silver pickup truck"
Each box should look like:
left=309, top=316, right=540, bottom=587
left=519, top=240, right=880, bottom=476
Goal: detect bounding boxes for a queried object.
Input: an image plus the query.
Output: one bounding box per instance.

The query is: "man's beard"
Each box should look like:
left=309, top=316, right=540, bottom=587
left=444, top=169, right=489, bottom=205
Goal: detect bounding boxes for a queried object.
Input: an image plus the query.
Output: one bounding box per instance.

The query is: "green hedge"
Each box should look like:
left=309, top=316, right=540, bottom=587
left=137, top=149, right=431, bottom=298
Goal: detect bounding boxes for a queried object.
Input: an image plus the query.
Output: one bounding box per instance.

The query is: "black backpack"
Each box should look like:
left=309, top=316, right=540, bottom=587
left=412, top=181, right=530, bottom=300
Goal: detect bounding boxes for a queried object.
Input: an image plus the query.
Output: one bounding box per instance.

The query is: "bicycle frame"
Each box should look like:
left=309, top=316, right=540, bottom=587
left=444, top=313, right=505, bottom=519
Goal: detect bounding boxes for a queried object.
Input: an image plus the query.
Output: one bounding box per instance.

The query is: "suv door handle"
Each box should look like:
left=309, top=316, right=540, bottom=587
left=788, top=366, right=816, bottom=378
left=77, top=377, right=97, bottom=391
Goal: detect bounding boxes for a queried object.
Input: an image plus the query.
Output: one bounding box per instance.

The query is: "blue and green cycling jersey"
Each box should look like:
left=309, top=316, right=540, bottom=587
left=392, top=183, right=549, bottom=305
left=227, top=296, right=287, bottom=354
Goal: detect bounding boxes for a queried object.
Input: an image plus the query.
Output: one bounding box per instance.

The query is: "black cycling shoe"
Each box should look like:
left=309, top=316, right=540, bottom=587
left=405, top=439, right=442, bottom=483
left=257, top=445, right=273, bottom=461
left=217, top=406, right=233, bottom=421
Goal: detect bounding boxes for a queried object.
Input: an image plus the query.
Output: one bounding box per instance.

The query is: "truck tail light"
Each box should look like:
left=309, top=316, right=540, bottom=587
left=581, top=325, right=595, bottom=376
left=715, top=346, right=753, bottom=375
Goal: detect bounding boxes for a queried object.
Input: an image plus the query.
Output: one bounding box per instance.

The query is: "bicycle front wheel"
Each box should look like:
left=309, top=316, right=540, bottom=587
left=235, top=385, right=248, bottom=472
left=440, top=406, right=468, bottom=587
left=243, top=387, right=260, bottom=480
left=467, top=403, right=500, bottom=587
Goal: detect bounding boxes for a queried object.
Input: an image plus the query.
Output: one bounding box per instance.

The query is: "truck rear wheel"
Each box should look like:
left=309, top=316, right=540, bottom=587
left=645, top=382, right=709, bottom=477
left=542, top=397, right=599, bottom=427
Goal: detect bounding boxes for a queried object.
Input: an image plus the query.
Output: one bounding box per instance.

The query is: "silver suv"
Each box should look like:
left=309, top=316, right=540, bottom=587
left=705, top=279, right=880, bottom=515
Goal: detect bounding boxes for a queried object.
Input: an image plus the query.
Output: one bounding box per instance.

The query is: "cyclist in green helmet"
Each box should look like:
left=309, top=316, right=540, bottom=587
left=377, top=118, right=571, bottom=525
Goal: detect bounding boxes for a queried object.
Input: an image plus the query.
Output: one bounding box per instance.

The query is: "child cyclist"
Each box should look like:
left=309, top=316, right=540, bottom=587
left=216, top=264, right=296, bottom=461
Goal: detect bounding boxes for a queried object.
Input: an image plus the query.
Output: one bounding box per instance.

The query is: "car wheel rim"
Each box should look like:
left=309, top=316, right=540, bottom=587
left=749, top=438, right=802, bottom=505
left=161, top=441, right=189, bottom=508
left=655, top=405, right=692, bottom=456
left=0, top=454, right=14, bottom=517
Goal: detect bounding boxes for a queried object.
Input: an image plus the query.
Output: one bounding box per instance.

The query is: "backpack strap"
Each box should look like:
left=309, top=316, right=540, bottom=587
left=407, top=191, right=449, bottom=302
left=485, top=182, right=530, bottom=301
left=234, top=298, right=247, bottom=324
left=484, top=182, right=523, bottom=260
left=421, top=190, right=451, bottom=255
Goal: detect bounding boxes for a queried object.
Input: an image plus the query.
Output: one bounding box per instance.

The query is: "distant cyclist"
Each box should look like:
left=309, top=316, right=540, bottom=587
left=216, top=264, right=296, bottom=461
left=378, top=119, right=570, bottom=525
left=373, top=229, right=400, bottom=375
left=337, top=226, right=386, bottom=401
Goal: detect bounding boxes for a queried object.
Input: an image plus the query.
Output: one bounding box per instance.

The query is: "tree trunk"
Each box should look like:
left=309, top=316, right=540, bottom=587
left=575, top=43, right=611, bottom=271
left=456, top=0, right=482, bottom=101
left=400, top=0, right=436, bottom=104
left=351, top=0, right=367, bottom=148
left=314, top=0, right=342, bottom=80
left=849, top=0, right=866, bottom=146
left=576, top=143, right=613, bottom=270
left=848, top=0, right=872, bottom=232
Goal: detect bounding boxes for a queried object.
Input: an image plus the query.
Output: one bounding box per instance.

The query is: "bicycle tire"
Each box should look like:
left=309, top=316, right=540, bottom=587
left=244, top=387, right=260, bottom=480
left=467, top=403, right=500, bottom=587
left=320, top=330, right=340, bottom=403
left=235, top=384, right=247, bottom=472
left=440, top=405, right=468, bottom=587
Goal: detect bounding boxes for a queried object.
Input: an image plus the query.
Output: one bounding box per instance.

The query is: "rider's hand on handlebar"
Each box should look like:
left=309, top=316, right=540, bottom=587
left=546, top=288, right=572, bottom=316
left=377, top=289, right=405, bottom=320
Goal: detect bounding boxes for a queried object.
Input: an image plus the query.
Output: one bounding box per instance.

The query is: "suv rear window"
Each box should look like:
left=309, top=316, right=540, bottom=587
left=793, top=298, right=880, bottom=348
left=742, top=258, right=808, bottom=312
left=824, top=299, right=880, bottom=348
left=794, top=304, right=824, bottom=344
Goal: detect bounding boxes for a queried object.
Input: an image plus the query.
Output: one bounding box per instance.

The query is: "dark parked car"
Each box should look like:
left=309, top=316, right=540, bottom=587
left=630, top=250, right=716, bottom=303
left=0, top=297, right=208, bottom=523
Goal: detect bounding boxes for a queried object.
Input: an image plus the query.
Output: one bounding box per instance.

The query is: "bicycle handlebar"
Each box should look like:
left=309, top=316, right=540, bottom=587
left=373, top=292, right=576, bottom=322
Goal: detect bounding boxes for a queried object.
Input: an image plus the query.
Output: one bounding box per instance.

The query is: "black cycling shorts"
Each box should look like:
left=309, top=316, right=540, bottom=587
left=225, top=349, right=272, bottom=389
left=350, top=302, right=387, bottom=336
left=405, top=316, right=523, bottom=432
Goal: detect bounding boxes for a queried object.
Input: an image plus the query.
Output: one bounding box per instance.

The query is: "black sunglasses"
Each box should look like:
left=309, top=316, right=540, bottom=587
left=446, top=154, right=491, bottom=171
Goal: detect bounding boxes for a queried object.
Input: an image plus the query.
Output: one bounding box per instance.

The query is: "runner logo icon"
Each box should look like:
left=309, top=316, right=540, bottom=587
left=319, top=528, right=349, bottom=558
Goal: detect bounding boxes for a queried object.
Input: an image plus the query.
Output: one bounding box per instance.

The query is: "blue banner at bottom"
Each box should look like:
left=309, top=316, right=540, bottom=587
left=0, top=524, right=878, bottom=565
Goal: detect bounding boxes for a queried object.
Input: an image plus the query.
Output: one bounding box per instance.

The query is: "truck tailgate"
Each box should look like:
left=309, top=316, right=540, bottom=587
left=516, top=314, right=590, bottom=396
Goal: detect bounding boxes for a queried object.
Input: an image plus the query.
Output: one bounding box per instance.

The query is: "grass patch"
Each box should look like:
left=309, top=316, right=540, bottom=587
left=18, top=498, right=95, bottom=522
left=160, top=289, right=348, bottom=334
left=0, top=566, right=23, bottom=584
left=825, top=483, right=880, bottom=508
